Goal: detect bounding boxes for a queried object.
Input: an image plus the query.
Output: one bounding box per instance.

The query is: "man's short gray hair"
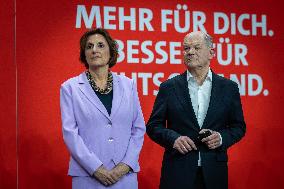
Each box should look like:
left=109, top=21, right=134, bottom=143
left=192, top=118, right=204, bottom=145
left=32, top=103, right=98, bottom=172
left=203, top=33, right=213, bottom=48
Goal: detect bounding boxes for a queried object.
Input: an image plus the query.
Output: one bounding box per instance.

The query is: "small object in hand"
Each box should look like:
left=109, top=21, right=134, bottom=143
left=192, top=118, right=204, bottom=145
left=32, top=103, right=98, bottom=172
left=197, top=130, right=211, bottom=143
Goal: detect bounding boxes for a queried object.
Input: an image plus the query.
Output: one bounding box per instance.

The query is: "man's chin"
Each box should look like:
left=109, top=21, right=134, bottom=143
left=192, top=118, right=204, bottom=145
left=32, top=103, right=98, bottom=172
left=185, top=62, right=197, bottom=68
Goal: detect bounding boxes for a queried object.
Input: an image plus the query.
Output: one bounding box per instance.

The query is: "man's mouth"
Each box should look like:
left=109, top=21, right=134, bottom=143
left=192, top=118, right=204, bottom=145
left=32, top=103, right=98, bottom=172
left=185, top=55, right=194, bottom=61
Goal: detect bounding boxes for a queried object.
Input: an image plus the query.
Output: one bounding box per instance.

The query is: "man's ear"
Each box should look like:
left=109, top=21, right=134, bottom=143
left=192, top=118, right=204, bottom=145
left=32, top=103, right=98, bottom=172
left=209, top=48, right=215, bottom=59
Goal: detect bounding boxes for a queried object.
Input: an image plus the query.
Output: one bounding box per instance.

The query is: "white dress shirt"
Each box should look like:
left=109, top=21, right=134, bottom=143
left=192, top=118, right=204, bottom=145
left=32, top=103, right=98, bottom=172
left=187, top=69, right=212, bottom=166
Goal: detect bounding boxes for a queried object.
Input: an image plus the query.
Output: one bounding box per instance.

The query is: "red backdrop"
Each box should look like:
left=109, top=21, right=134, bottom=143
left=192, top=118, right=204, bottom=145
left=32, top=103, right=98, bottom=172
left=1, top=0, right=284, bottom=188
left=0, top=1, right=16, bottom=188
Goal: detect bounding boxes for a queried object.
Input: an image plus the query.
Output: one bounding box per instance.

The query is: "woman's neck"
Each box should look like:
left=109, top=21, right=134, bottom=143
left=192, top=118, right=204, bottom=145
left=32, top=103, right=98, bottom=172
left=88, top=66, right=109, bottom=82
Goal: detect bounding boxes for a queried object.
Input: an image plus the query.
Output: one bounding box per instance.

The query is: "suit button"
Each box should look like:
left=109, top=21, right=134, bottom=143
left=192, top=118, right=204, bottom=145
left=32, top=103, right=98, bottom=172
left=108, top=137, right=114, bottom=142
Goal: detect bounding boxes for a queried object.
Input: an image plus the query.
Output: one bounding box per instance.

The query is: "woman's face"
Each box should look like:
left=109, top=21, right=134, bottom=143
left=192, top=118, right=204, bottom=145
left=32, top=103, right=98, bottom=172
left=85, top=34, right=110, bottom=69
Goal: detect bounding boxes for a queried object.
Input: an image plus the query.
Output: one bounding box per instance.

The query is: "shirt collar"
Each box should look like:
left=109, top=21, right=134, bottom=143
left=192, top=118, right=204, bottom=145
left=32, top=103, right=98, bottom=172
left=187, top=68, right=212, bottom=82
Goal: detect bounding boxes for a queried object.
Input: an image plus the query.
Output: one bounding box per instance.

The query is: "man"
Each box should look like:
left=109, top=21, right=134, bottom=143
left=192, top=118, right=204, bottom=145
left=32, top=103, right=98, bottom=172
left=146, top=31, right=246, bottom=189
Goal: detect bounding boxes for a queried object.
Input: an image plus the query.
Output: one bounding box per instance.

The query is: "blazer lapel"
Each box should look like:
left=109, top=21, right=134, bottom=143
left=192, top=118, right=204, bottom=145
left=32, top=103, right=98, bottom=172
left=77, top=72, right=111, bottom=121
left=110, top=73, right=124, bottom=120
left=174, top=71, right=199, bottom=130
left=202, top=72, right=224, bottom=128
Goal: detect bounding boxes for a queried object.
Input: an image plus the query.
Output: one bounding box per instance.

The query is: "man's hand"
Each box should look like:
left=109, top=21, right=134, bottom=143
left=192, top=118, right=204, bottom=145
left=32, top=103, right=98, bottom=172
left=173, top=136, right=197, bottom=154
left=109, top=163, right=131, bottom=182
left=200, top=129, right=222, bottom=149
left=93, top=165, right=117, bottom=186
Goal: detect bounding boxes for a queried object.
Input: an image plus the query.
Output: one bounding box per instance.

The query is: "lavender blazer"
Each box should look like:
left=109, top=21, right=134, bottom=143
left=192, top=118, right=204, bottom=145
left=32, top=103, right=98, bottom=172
left=60, top=72, right=145, bottom=177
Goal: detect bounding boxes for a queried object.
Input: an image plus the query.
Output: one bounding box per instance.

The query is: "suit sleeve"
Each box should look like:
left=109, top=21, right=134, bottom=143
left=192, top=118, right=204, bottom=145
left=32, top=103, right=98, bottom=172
left=121, top=80, right=146, bottom=172
left=219, top=83, right=246, bottom=150
left=60, top=84, right=103, bottom=175
left=146, top=82, right=180, bottom=149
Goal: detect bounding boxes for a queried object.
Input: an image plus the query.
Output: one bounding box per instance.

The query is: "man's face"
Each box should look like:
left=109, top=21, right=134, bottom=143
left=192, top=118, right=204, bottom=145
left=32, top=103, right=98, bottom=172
left=183, top=33, right=214, bottom=69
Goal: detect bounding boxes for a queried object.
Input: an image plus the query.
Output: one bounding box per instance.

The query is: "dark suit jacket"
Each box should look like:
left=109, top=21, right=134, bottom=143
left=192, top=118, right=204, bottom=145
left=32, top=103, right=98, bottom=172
left=146, top=71, right=246, bottom=189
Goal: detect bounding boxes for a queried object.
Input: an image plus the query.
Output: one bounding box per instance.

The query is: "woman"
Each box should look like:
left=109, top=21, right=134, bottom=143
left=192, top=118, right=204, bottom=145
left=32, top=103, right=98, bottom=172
left=60, top=28, right=145, bottom=189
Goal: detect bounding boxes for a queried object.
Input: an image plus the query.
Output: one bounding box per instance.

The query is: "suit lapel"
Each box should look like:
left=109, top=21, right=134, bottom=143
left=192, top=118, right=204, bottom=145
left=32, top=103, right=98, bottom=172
left=110, top=73, right=124, bottom=120
left=202, top=72, right=224, bottom=128
left=77, top=72, right=111, bottom=121
left=174, top=72, right=199, bottom=130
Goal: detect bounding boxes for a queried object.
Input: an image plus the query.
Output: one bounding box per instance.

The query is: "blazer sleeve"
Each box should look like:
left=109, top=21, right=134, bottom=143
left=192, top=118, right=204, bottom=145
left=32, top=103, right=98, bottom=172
left=60, top=84, right=103, bottom=175
left=146, top=82, right=180, bottom=149
left=121, top=80, right=146, bottom=173
left=219, top=83, right=246, bottom=150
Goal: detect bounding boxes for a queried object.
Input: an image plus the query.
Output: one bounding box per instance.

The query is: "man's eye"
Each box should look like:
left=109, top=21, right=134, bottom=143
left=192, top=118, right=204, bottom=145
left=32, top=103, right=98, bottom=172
left=184, top=47, right=190, bottom=51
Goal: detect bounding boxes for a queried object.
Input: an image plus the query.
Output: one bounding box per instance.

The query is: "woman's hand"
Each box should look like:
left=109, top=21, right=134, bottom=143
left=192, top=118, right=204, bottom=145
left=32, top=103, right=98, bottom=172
left=109, top=163, right=131, bottom=181
left=93, top=163, right=131, bottom=186
left=93, top=165, right=117, bottom=186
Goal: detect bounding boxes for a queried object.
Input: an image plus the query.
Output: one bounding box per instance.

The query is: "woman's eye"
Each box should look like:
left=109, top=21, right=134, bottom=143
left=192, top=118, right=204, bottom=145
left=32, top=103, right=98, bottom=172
left=97, top=42, right=105, bottom=48
left=86, top=44, right=93, bottom=49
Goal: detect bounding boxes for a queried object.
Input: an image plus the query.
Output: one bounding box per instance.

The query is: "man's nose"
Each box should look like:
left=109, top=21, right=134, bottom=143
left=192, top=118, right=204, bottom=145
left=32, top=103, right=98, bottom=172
left=184, top=50, right=194, bottom=56
left=188, top=48, right=195, bottom=54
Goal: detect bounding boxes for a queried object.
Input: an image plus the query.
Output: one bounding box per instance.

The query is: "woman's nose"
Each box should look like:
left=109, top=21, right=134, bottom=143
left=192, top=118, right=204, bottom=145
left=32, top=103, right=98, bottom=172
left=91, top=46, right=99, bottom=53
